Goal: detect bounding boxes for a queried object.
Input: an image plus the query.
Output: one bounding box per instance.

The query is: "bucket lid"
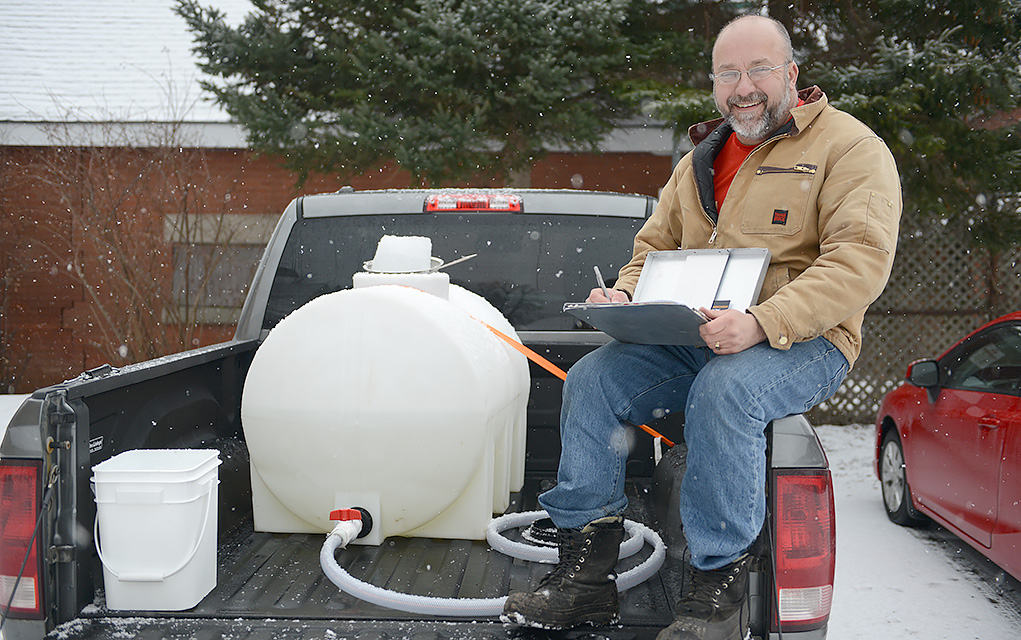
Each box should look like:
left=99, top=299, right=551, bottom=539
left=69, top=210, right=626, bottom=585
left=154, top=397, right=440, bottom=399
left=92, top=449, right=221, bottom=483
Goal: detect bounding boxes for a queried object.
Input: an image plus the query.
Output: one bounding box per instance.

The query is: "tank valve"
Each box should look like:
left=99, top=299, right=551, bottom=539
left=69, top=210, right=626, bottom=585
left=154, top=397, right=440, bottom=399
left=330, top=508, right=373, bottom=539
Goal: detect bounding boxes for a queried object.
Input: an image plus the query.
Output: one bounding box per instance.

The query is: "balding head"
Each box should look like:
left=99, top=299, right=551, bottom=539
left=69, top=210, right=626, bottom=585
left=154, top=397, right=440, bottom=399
left=713, top=15, right=794, bottom=68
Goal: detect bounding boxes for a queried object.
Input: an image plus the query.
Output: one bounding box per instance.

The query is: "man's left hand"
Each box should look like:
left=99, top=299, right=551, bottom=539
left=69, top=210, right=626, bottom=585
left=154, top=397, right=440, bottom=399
left=698, top=308, right=767, bottom=354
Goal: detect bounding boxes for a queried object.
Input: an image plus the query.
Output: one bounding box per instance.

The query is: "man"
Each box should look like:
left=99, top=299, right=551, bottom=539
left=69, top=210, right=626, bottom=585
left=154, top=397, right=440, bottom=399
left=501, top=14, right=902, bottom=640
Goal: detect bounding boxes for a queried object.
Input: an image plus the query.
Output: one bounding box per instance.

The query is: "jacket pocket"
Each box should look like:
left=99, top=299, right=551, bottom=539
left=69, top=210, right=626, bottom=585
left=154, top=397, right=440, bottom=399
left=740, top=165, right=817, bottom=236
left=755, top=163, right=817, bottom=176
left=863, top=191, right=898, bottom=253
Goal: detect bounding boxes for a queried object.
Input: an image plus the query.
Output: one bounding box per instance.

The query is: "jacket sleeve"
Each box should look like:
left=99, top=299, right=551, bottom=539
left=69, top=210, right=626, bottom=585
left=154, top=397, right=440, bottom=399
left=748, top=135, right=902, bottom=349
left=614, top=163, right=688, bottom=296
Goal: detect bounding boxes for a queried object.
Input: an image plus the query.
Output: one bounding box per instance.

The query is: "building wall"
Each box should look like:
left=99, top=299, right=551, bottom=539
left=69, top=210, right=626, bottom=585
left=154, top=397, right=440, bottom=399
left=0, top=145, right=672, bottom=392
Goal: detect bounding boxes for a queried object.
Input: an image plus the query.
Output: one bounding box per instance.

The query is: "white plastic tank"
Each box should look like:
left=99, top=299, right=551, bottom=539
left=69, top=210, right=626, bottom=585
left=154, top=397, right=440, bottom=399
left=445, top=285, right=528, bottom=509
left=241, top=284, right=529, bottom=544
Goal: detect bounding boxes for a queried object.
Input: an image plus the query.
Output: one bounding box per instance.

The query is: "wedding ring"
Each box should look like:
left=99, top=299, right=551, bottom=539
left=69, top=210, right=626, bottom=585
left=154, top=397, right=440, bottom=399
left=714, top=342, right=721, bottom=350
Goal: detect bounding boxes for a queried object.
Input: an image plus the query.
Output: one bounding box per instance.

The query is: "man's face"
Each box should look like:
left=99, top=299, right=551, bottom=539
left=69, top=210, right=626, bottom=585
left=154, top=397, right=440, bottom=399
left=712, top=19, right=799, bottom=145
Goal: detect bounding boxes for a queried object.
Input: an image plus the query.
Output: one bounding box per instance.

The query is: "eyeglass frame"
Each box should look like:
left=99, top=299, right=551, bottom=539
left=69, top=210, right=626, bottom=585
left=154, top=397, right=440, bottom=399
left=709, top=62, right=791, bottom=86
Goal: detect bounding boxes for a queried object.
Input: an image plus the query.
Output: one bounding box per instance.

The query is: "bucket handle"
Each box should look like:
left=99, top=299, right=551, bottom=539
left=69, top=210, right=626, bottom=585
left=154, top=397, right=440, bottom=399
left=94, top=479, right=216, bottom=582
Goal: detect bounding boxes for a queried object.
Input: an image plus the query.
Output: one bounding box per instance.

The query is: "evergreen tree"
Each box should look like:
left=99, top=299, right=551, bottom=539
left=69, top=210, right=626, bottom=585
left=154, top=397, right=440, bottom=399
left=613, top=1, right=738, bottom=145
left=803, top=0, right=1021, bottom=251
left=176, top=0, right=632, bottom=185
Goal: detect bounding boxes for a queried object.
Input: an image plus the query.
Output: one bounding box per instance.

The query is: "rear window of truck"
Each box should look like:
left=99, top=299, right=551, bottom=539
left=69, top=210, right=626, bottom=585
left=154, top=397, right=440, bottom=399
left=263, top=212, right=645, bottom=331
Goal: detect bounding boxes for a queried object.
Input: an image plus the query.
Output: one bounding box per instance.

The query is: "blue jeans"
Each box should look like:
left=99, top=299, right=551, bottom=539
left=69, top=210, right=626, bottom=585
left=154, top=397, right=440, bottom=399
left=538, top=337, right=848, bottom=570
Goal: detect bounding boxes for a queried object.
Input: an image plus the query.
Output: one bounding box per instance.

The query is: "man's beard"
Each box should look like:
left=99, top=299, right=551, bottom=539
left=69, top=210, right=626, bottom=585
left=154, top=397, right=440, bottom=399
left=719, top=82, right=794, bottom=142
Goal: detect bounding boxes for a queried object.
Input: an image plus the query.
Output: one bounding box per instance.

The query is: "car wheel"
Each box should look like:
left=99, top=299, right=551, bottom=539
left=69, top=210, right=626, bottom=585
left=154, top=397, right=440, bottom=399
left=880, top=430, right=927, bottom=526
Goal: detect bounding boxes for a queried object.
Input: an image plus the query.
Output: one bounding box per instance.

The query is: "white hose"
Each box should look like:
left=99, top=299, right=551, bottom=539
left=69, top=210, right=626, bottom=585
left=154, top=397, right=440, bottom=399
left=319, top=510, right=666, bottom=618
left=320, top=533, right=507, bottom=616
left=485, top=510, right=647, bottom=563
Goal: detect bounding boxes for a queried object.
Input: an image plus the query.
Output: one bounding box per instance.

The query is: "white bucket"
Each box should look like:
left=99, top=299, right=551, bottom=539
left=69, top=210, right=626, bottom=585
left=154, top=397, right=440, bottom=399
left=92, top=449, right=221, bottom=611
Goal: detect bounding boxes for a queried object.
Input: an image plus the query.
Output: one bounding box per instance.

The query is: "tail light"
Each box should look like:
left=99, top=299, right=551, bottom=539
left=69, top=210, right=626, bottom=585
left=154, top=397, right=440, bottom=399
left=0, top=459, right=45, bottom=620
left=772, top=469, right=835, bottom=632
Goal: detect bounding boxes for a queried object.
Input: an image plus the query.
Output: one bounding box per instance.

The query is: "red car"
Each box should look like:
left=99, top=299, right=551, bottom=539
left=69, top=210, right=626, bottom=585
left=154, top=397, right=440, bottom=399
left=874, top=311, right=1021, bottom=581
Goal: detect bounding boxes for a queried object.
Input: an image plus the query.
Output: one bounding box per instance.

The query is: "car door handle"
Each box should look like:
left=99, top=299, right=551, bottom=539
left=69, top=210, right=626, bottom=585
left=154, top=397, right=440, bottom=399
left=978, top=417, right=1002, bottom=429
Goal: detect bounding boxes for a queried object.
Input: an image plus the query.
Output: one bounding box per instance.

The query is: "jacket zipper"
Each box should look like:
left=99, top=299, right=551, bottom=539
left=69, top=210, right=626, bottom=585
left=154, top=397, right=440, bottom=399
left=755, top=163, right=817, bottom=175
left=697, top=131, right=794, bottom=245
left=694, top=165, right=720, bottom=243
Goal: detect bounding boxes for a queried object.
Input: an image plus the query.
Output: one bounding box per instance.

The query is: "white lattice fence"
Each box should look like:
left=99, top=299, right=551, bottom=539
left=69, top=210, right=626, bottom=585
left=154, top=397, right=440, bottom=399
left=808, top=223, right=1020, bottom=425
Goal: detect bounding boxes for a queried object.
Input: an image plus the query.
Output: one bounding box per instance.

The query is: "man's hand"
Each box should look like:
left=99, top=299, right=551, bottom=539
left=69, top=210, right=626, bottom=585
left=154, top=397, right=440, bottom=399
left=586, top=287, right=630, bottom=303
left=699, top=308, right=766, bottom=354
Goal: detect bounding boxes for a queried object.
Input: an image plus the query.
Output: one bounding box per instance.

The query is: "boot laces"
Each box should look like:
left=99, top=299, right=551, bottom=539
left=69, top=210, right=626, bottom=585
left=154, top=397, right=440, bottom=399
left=684, top=559, right=743, bottom=606
left=538, top=533, right=592, bottom=587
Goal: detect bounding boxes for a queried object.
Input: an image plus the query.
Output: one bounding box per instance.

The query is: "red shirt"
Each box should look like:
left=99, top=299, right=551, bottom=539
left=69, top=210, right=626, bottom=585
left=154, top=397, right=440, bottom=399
left=713, top=135, right=757, bottom=211
left=713, top=99, right=805, bottom=211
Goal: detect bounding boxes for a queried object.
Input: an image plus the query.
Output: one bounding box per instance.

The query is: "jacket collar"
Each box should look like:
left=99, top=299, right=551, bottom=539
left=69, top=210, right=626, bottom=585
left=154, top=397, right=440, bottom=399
left=688, top=86, right=827, bottom=224
left=687, top=85, right=827, bottom=146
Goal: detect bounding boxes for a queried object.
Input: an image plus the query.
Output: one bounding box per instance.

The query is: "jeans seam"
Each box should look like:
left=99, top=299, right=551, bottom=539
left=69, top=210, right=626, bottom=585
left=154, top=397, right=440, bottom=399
left=617, top=372, right=699, bottom=422
left=806, top=361, right=848, bottom=410
left=748, top=343, right=840, bottom=405
left=611, top=429, right=624, bottom=504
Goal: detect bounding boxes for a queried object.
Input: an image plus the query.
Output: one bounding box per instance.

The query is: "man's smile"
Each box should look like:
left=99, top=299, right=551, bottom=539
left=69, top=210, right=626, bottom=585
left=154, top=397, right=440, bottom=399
left=728, top=94, right=766, bottom=112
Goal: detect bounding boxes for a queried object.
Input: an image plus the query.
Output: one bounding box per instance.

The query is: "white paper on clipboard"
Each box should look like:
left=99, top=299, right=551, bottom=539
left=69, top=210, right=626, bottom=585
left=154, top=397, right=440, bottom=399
left=633, top=251, right=730, bottom=308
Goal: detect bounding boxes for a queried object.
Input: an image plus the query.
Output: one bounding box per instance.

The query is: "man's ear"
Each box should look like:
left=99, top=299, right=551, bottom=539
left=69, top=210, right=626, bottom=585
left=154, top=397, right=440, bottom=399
left=788, top=61, right=799, bottom=88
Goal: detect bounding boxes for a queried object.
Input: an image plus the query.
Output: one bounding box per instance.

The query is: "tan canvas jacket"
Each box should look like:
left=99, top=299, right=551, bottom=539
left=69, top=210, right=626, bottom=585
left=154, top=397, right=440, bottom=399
left=615, top=87, right=902, bottom=368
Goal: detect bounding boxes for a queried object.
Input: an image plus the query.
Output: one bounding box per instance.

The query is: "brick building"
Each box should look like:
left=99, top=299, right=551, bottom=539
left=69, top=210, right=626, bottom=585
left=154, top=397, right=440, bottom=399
left=0, top=1, right=678, bottom=392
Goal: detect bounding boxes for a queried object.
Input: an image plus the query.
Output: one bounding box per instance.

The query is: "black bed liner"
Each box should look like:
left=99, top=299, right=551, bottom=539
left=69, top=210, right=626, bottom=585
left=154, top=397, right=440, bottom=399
left=50, top=478, right=707, bottom=640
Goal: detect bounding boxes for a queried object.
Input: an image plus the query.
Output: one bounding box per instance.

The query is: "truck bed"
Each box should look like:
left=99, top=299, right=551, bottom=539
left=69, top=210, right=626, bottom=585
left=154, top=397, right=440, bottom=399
left=51, top=478, right=695, bottom=639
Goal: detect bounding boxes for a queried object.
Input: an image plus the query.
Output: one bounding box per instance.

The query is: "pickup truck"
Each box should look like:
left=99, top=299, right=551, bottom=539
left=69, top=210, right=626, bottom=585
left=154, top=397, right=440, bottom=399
left=1, top=188, right=835, bottom=639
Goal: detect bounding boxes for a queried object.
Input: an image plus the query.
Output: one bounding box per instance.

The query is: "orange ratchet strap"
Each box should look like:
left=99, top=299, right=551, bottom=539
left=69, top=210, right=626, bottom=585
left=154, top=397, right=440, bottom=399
left=484, top=324, right=675, bottom=448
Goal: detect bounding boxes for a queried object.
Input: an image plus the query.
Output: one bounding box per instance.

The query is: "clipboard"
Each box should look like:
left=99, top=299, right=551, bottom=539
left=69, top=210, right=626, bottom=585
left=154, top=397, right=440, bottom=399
left=563, top=248, right=770, bottom=345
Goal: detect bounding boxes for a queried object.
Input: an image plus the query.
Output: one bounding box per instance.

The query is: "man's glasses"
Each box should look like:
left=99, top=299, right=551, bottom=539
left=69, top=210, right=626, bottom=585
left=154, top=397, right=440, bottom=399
left=709, top=62, right=788, bottom=85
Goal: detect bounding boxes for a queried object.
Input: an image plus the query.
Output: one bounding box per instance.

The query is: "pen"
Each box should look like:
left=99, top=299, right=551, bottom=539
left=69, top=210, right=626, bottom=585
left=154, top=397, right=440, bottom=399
left=593, top=266, right=612, bottom=301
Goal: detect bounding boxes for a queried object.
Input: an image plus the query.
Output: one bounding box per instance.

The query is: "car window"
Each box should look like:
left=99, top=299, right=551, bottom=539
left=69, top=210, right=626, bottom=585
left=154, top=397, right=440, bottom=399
left=941, top=322, right=1021, bottom=396
left=263, top=212, right=644, bottom=331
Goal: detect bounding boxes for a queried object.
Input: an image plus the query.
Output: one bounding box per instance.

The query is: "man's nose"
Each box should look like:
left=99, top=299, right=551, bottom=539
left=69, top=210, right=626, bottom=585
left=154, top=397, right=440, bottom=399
left=734, top=70, right=758, bottom=94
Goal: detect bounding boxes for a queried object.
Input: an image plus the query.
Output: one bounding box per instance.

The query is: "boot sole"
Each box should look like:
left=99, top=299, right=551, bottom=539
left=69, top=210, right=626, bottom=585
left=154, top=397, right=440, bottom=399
left=500, top=610, right=620, bottom=630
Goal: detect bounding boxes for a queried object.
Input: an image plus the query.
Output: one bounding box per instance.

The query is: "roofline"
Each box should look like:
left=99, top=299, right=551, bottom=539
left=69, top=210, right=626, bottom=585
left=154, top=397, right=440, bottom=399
left=0, top=121, right=249, bottom=149
left=0, top=119, right=682, bottom=155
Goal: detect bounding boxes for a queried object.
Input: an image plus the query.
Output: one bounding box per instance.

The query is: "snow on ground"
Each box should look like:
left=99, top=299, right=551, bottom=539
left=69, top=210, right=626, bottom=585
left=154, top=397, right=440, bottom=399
left=0, top=394, right=29, bottom=450
left=818, top=423, right=1021, bottom=640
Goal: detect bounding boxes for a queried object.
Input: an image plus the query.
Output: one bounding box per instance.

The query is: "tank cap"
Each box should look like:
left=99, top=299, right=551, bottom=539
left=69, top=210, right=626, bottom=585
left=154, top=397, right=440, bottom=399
left=329, top=509, right=362, bottom=522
